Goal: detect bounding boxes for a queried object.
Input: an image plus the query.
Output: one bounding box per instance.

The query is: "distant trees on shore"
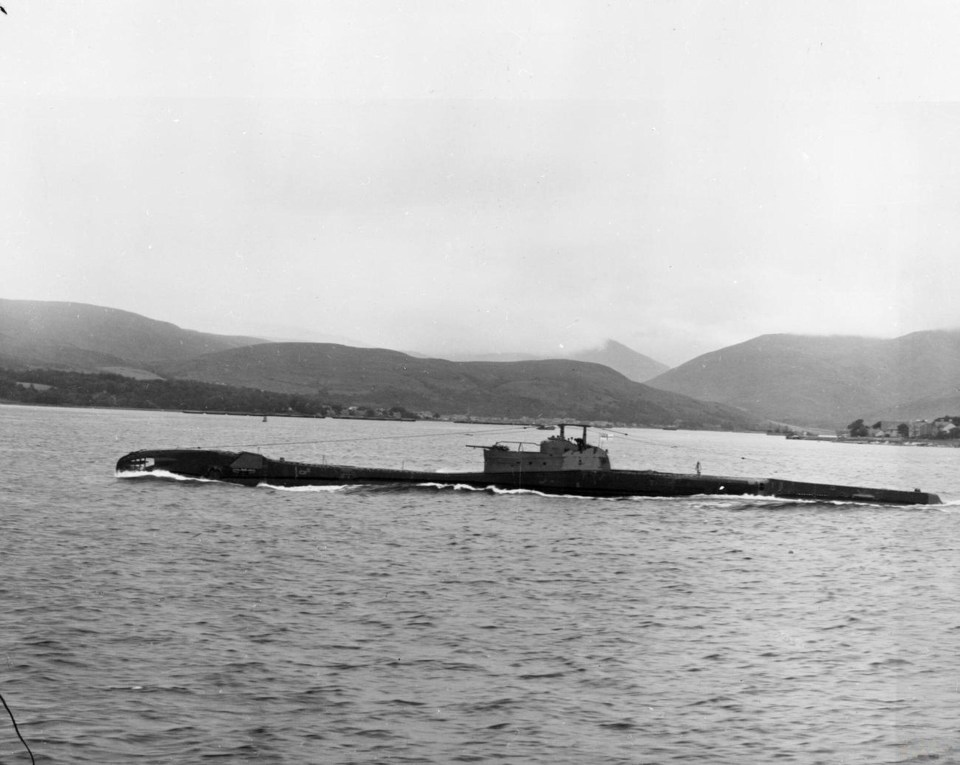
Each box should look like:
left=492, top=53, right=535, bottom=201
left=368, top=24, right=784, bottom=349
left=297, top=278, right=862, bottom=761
left=847, top=419, right=870, bottom=438
left=0, top=367, right=414, bottom=420
left=846, top=417, right=960, bottom=439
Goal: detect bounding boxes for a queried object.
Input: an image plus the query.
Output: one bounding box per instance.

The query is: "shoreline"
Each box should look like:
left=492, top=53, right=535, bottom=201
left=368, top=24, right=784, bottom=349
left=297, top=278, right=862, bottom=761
left=785, top=433, right=960, bottom=448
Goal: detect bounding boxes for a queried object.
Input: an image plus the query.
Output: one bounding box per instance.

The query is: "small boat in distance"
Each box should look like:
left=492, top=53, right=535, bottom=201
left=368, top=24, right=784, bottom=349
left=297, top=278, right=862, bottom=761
left=115, top=424, right=942, bottom=505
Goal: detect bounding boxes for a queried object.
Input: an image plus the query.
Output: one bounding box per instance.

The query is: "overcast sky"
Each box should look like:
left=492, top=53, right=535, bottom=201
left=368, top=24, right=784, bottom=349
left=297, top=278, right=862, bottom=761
left=3, top=1, right=960, bottom=366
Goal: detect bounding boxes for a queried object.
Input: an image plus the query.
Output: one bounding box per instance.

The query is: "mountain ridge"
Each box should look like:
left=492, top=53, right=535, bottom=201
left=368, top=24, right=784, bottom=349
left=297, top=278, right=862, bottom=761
left=157, top=342, right=756, bottom=428
left=647, top=330, right=960, bottom=428
left=0, top=298, right=265, bottom=372
left=0, top=298, right=757, bottom=429
left=428, top=338, right=668, bottom=382
left=10, top=297, right=958, bottom=429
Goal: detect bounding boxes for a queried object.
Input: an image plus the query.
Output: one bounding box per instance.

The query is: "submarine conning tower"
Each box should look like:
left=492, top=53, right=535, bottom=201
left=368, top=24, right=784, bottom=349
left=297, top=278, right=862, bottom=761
left=482, top=424, right=612, bottom=473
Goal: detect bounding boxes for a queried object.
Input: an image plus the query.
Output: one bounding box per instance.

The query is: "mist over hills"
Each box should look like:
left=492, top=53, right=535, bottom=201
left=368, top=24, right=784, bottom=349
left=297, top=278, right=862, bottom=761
left=647, top=331, right=960, bottom=428
left=0, top=298, right=756, bottom=429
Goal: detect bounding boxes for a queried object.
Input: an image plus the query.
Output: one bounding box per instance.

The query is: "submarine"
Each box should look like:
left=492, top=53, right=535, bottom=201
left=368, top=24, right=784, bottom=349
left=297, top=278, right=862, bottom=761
left=116, top=424, right=942, bottom=505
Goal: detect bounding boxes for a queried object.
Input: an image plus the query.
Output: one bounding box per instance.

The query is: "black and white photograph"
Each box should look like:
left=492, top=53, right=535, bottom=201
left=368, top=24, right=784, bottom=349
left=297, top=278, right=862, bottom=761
left=3, top=1, right=960, bottom=762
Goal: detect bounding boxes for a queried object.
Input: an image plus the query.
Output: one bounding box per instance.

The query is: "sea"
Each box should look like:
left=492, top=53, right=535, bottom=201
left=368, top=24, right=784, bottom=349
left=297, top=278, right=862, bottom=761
left=3, top=404, right=960, bottom=764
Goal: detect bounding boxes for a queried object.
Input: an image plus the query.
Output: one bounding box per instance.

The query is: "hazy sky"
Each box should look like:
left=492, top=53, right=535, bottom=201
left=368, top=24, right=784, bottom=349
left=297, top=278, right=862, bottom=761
left=3, top=1, right=960, bottom=365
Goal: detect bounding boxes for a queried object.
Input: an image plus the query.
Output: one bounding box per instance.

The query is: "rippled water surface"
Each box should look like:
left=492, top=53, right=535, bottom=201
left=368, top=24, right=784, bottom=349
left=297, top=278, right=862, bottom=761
left=4, top=405, right=960, bottom=763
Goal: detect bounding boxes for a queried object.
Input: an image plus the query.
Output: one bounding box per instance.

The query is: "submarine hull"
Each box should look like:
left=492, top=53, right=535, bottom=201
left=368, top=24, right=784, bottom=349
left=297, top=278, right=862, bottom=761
left=115, top=449, right=942, bottom=505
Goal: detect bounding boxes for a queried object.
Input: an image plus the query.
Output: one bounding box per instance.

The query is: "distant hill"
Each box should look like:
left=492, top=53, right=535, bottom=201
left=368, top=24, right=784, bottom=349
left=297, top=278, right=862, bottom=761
left=863, top=392, right=960, bottom=424
left=158, top=342, right=760, bottom=429
left=0, top=298, right=265, bottom=375
left=0, top=298, right=761, bottom=428
left=428, top=339, right=669, bottom=382
left=646, top=331, right=960, bottom=428
left=429, top=351, right=541, bottom=363
left=13, top=298, right=960, bottom=429
left=569, top=340, right=669, bottom=382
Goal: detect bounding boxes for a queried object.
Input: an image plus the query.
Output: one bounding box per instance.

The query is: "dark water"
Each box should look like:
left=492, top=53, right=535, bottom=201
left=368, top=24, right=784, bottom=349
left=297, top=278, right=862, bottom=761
left=4, top=405, right=960, bottom=763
